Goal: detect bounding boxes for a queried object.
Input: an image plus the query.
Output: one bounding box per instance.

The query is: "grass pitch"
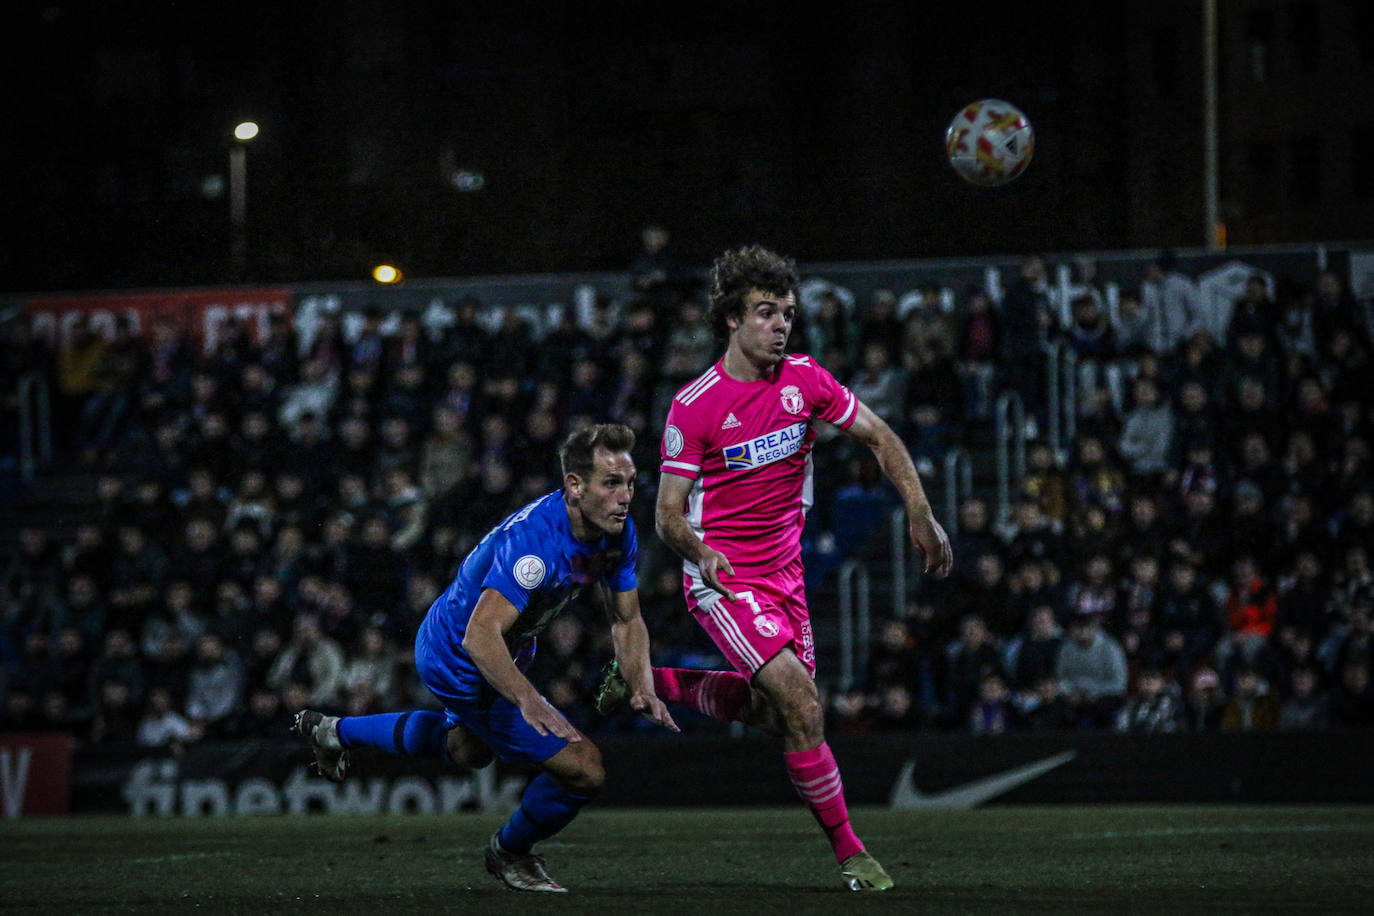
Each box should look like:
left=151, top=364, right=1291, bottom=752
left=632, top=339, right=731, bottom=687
left=3, top=806, right=1371, bottom=913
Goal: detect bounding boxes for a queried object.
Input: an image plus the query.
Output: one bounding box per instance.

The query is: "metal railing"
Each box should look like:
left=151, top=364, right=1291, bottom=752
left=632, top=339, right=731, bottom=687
left=17, top=372, right=53, bottom=482
left=994, top=390, right=1026, bottom=525
left=1045, top=340, right=1078, bottom=462
left=836, top=559, right=870, bottom=691
left=942, top=445, right=972, bottom=535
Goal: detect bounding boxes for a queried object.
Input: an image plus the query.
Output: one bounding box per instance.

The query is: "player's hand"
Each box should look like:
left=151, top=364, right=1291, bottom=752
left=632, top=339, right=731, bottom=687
left=909, top=512, right=953, bottom=578
left=520, top=697, right=582, bottom=742
left=698, top=547, right=736, bottom=601
left=630, top=693, right=681, bottom=733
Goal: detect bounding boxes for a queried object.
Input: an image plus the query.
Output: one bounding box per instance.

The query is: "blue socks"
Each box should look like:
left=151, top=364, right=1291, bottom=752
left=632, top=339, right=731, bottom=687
left=497, top=773, right=594, bottom=854
left=336, top=711, right=593, bottom=854
left=337, top=710, right=449, bottom=760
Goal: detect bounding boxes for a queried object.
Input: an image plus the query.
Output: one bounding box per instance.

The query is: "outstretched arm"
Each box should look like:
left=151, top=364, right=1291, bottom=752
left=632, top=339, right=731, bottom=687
left=462, top=587, right=581, bottom=742
left=842, top=400, right=953, bottom=578
left=608, top=588, right=679, bottom=732
left=655, top=471, right=737, bottom=600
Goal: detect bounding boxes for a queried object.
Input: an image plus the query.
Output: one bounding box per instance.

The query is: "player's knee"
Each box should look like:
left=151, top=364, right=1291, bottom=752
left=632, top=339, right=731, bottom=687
left=552, top=742, right=605, bottom=796
left=445, top=727, right=494, bottom=769
left=778, top=694, right=825, bottom=742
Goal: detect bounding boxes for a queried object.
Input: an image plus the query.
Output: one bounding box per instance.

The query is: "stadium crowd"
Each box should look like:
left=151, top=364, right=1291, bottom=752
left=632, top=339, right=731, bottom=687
left=2, top=250, right=1373, bottom=751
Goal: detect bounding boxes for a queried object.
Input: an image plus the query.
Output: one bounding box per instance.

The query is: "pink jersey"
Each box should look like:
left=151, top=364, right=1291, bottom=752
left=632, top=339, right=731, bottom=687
left=660, top=354, right=858, bottom=576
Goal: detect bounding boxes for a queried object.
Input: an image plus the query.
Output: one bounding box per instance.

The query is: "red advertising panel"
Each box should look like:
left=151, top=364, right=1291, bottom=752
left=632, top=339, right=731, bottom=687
left=0, top=734, right=73, bottom=817
left=24, top=287, right=293, bottom=354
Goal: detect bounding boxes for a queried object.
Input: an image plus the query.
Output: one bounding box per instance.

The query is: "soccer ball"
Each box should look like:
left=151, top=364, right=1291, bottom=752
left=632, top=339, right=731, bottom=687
left=945, top=99, right=1034, bottom=187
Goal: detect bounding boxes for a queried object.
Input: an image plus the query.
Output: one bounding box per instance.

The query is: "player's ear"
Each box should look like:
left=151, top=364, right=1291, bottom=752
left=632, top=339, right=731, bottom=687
left=565, top=471, right=582, bottom=497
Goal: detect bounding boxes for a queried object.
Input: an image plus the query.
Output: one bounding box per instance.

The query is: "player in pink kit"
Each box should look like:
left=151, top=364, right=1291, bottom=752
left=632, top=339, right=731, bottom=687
left=599, top=245, right=952, bottom=891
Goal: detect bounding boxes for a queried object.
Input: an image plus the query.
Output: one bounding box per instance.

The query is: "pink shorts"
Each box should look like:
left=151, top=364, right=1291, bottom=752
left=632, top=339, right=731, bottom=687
left=682, top=556, right=815, bottom=677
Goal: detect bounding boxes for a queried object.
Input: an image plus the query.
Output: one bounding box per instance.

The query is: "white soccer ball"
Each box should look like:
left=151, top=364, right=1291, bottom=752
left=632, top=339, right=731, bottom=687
left=945, top=99, right=1034, bottom=187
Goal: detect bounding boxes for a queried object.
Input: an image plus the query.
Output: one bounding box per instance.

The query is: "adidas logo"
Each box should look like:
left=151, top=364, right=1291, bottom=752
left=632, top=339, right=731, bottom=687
left=721, top=412, right=742, bottom=430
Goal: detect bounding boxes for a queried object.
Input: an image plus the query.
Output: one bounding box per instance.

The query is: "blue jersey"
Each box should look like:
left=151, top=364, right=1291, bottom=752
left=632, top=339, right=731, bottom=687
left=417, top=490, right=638, bottom=703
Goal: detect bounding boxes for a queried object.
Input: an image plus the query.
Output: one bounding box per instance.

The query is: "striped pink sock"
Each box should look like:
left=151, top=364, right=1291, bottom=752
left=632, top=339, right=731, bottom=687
left=784, top=743, right=864, bottom=862
left=652, top=668, right=752, bottom=722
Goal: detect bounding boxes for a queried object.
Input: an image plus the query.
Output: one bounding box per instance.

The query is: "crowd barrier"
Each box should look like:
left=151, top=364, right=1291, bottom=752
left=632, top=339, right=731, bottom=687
left=4, top=729, right=1371, bottom=817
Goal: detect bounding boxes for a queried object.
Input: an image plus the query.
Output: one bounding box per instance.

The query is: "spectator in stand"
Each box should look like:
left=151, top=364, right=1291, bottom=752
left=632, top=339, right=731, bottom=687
left=52, top=574, right=107, bottom=645
left=88, top=676, right=141, bottom=745
left=1114, top=666, right=1182, bottom=733
left=848, top=341, right=906, bottom=428
left=1117, top=376, right=1173, bottom=484
left=944, top=614, right=1006, bottom=728
left=86, top=628, right=144, bottom=710
left=1021, top=674, right=1078, bottom=731
left=1224, top=554, right=1279, bottom=670
left=953, top=287, right=1001, bottom=421
left=1151, top=559, right=1223, bottom=678
left=1140, top=249, right=1201, bottom=354
left=1182, top=666, right=1226, bottom=732
left=1055, top=610, right=1128, bottom=729
left=1117, top=553, right=1163, bottom=668
left=184, top=633, right=245, bottom=738
left=1009, top=604, right=1063, bottom=695
left=267, top=614, right=345, bottom=710
left=342, top=625, right=400, bottom=714
left=1219, top=665, right=1280, bottom=732
left=968, top=672, right=1016, bottom=734
left=1226, top=274, right=1279, bottom=352
left=419, top=403, right=475, bottom=505
left=1226, top=479, right=1277, bottom=571
left=382, top=467, right=428, bottom=552
left=1000, top=254, right=1056, bottom=433
left=1331, top=656, right=1374, bottom=727
left=1065, top=293, right=1119, bottom=422
left=135, top=685, right=201, bottom=748
left=857, top=289, right=905, bottom=365
left=1169, top=484, right=1231, bottom=580
left=278, top=358, right=339, bottom=429
left=1021, top=441, right=1069, bottom=525
left=949, top=496, right=1005, bottom=586
left=1068, top=434, right=1127, bottom=522
left=1278, top=666, right=1330, bottom=731
left=234, top=687, right=295, bottom=739
left=1111, top=290, right=1155, bottom=361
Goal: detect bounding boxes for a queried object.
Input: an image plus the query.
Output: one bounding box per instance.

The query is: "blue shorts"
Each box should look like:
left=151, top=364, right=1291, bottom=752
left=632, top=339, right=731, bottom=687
left=414, top=621, right=568, bottom=765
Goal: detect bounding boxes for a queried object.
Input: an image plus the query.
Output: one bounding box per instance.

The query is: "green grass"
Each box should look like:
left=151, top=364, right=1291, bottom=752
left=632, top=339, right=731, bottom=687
left=3, top=806, right=1372, bottom=913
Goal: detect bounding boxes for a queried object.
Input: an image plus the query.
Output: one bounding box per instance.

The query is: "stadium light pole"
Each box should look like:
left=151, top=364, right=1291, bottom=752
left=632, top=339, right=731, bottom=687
left=230, top=121, right=259, bottom=279
left=1203, top=0, right=1221, bottom=250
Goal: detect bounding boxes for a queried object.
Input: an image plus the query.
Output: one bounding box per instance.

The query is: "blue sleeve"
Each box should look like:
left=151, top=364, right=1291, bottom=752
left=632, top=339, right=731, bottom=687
left=608, top=519, right=638, bottom=593
left=480, top=527, right=545, bottom=612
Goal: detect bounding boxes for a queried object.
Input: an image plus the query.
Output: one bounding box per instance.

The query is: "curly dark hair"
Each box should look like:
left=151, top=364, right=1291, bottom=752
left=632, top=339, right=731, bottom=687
left=707, top=245, right=799, bottom=344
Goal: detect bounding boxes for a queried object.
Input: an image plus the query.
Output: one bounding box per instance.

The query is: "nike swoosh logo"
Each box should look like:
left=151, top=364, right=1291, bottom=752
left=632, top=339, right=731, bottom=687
left=889, top=750, right=1077, bottom=809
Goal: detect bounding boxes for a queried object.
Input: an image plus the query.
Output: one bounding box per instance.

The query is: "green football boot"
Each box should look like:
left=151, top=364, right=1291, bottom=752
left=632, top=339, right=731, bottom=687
left=594, top=660, right=631, bottom=716
left=840, top=851, right=894, bottom=891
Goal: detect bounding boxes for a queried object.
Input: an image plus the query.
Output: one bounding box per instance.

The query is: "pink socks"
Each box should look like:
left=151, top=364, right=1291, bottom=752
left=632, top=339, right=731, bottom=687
left=652, top=668, right=752, bottom=723
left=784, top=743, right=864, bottom=862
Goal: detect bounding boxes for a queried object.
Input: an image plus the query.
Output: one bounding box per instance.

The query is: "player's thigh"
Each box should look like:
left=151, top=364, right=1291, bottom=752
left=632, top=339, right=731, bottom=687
left=443, top=696, right=569, bottom=767
left=537, top=737, right=605, bottom=795
left=684, top=573, right=797, bottom=677
left=754, top=648, right=821, bottom=710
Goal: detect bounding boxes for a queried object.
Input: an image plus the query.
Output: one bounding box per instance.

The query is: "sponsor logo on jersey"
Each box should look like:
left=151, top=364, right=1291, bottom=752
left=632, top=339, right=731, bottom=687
left=663, top=425, right=684, bottom=457
left=513, top=555, right=546, bottom=589
left=722, top=421, right=807, bottom=470
left=721, top=412, right=741, bottom=430
left=753, top=615, right=779, bottom=638
left=779, top=384, right=805, bottom=415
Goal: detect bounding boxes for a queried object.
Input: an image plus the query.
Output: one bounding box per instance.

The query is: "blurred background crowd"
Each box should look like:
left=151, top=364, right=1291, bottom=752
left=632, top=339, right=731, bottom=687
left=2, top=244, right=1373, bottom=752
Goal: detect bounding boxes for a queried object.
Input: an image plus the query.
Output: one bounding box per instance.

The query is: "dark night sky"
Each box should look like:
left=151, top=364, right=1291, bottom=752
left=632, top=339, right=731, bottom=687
left=0, top=1, right=1265, bottom=292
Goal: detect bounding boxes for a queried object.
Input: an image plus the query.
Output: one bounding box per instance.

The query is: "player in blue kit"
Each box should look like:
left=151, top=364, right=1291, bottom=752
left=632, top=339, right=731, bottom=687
left=294, top=423, right=677, bottom=892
